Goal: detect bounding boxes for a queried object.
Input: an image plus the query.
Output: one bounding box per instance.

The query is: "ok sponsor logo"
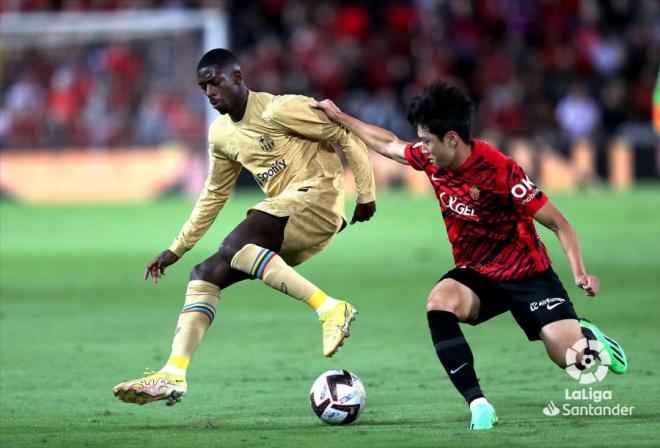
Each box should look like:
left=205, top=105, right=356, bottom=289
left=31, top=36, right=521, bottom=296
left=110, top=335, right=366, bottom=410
left=438, top=192, right=477, bottom=217
left=256, top=159, right=287, bottom=185
left=529, top=297, right=565, bottom=312
left=510, top=175, right=540, bottom=204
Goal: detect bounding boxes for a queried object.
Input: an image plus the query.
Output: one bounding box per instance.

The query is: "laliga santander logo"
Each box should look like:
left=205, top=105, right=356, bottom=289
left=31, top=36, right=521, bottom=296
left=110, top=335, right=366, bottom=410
left=542, top=401, right=560, bottom=416
left=565, top=339, right=611, bottom=384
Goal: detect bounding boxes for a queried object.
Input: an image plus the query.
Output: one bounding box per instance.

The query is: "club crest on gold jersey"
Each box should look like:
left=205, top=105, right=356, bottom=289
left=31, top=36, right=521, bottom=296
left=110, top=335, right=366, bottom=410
left=258, top=134, right=275, bottom=152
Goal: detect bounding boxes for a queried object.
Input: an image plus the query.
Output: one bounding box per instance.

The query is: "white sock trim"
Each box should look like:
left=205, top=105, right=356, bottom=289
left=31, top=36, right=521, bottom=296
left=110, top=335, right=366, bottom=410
left=160, top=364, right=186, bottom=377
left=469, top=397, right=489, bottom=410
left=316, top=297, right=340, bottom=315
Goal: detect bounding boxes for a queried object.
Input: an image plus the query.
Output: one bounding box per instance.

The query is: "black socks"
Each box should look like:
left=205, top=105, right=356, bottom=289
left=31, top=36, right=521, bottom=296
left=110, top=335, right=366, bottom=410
left=427, top=310, right=484, bottom=404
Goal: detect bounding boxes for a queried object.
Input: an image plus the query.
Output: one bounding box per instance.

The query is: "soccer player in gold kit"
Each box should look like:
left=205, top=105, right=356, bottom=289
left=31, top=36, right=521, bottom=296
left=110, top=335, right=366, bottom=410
left=113, top=49, right=376, bottom=406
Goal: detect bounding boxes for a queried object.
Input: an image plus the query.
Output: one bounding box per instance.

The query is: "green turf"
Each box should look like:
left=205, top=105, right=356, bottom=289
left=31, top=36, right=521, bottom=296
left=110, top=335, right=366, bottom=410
left=1, top=188, right=659, bottom=447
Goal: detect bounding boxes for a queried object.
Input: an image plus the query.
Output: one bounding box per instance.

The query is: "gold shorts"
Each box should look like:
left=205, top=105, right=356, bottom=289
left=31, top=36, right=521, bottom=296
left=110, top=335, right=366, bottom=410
left=250, top=186, right=345, bottom=266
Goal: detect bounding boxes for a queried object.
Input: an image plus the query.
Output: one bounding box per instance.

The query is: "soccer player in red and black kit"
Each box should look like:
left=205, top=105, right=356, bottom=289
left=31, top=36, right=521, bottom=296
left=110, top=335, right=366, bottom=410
left=311, top=81, right=628, bottom=430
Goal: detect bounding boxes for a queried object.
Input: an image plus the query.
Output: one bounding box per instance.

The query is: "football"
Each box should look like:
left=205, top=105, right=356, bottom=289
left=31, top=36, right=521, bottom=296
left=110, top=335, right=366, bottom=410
left=309, top=369, right=366, bottom=425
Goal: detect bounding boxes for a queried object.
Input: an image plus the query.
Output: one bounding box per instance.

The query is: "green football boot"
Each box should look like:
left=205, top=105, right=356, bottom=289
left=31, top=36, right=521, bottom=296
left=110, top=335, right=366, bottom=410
left=469, top=402, right=498, bottom=430
left=580, top=318, right=628, bottom=374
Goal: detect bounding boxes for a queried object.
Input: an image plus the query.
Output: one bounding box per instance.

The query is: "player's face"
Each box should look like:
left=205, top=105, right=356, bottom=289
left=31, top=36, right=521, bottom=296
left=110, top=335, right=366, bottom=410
left=197, top=66, right=240, bottom=114
left=418, top=126, right=453, bottom=169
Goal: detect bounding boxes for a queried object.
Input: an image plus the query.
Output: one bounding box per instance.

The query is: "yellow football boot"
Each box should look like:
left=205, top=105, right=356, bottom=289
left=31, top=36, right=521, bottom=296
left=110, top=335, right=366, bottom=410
left=319, top=301, right=357, bottom=357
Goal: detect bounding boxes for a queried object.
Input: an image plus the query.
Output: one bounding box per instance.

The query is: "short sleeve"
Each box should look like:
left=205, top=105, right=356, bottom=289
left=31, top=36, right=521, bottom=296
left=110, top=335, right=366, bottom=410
left=404, top=142, right=427, bottom=171
left=505, top=162, right=548, bottom=216
left=270, top=95, right=341, bottom=142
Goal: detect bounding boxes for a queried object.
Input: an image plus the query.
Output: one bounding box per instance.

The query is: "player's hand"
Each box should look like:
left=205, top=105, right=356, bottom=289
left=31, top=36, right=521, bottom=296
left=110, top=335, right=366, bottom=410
left=309, top=99, right=342, bottom=122
left=350, top=201, right=376, bottom=225
left=575, top=274, right=600, bottom=297
left=144, top=249, right=179, bottom=284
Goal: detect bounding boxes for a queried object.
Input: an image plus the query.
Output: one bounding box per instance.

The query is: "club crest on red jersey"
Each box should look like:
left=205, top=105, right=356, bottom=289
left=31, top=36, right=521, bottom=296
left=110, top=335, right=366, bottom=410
left=469, top=185, right=480, bottom=200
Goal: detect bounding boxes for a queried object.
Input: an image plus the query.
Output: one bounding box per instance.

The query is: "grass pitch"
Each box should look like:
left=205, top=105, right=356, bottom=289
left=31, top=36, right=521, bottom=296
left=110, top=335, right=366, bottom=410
left=1, top=188, right=659, bottom=447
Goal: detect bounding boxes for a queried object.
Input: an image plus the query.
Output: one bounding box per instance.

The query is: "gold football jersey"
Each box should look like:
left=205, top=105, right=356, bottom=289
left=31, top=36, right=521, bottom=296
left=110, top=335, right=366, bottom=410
left=169, top=91, right=375, bottom=257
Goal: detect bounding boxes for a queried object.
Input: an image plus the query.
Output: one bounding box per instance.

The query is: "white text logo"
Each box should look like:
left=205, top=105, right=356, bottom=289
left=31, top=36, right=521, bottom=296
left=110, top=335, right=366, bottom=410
left=439, top=192, right=477, bottom=217
left=511, top=175, right=540, bottom=204
left=529, top=297, right=565, bottom=312
left=542, top=389, right=635, bottom=417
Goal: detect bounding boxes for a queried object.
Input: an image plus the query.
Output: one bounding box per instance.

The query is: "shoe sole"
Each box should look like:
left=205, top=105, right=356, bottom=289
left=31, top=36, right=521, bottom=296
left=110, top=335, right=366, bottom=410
left=113, top=386, right=185, bottom=406
left=325, top=308, right=358, bottom=357
left=166, top=390, right=185, bottom=406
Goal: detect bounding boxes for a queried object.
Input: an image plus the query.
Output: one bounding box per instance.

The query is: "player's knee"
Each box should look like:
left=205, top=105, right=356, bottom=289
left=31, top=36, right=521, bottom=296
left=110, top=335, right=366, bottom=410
left=548, top=349, right=569, bottom=369
left=228, top=243, right=262, bottom=271
left=542, top=339, right=571, bottom=368
left=218, top=241, right=244, bottom=265
left=190, top=255, right=231, bottom=282
left=553, top=358, right=569, bottom=369
left=541, top=321, right=584, bottom=369
left=190, top=260, right=214, bottom=281
left=425, top=292, right=466, bottom=319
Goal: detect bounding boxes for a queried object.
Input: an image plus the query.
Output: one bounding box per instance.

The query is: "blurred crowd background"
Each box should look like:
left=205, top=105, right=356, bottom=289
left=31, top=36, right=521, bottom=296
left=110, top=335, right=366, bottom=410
left=1, top=0, right=658, bottom=179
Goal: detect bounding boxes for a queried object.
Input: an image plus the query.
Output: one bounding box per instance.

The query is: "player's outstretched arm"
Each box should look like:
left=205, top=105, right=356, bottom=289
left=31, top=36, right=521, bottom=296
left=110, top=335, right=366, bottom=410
left=271, top=95, right=376, bottom=224
left=533, top=201, right=600, bottom=296
left=310, top=99, right=411, bottom=165
left=145, top=140, right=241, bottom=284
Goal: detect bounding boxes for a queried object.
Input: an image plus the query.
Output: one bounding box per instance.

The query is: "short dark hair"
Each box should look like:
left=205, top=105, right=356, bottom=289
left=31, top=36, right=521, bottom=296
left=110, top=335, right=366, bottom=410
left=407, top=81, right=474, bottom=143
left=197, top=48, right=240, bottom=71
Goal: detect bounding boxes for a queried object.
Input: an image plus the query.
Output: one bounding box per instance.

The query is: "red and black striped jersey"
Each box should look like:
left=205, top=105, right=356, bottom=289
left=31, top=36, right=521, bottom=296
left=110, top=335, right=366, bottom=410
left=404, top=140, right=552, bottom=280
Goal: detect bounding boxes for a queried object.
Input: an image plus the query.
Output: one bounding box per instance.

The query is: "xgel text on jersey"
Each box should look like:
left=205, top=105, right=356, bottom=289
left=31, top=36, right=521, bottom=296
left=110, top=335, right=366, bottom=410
left=439, top=192, right=477, bottom=217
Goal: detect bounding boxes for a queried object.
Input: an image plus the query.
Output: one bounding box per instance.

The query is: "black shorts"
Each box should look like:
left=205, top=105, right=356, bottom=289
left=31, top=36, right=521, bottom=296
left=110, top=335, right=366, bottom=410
left=440, top=267, right=578, bottom=341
